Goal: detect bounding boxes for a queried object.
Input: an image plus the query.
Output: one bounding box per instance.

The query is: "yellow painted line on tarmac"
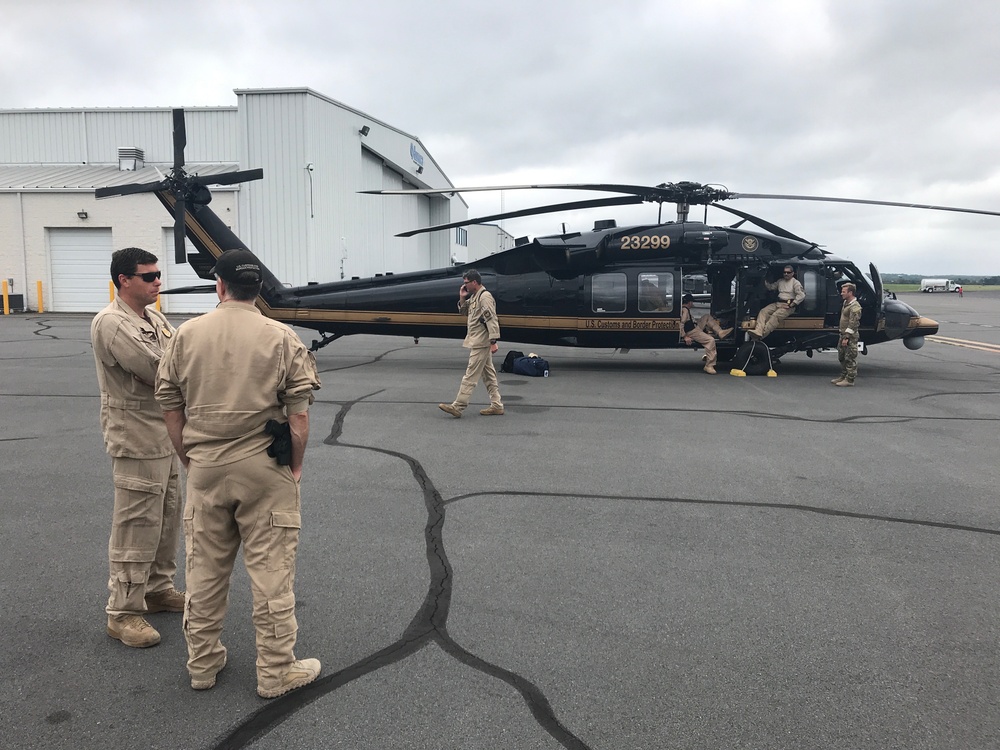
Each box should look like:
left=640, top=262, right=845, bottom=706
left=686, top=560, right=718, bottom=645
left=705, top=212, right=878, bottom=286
left=928, top=335, right=1000, bottom=354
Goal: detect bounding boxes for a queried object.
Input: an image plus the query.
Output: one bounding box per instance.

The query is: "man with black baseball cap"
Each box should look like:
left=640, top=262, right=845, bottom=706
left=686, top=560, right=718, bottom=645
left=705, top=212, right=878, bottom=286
left=209, top=248, right=263, bottom=284
left=680, top=293, right=732, bottom=375
left=156, top=247, right=323, bottom=698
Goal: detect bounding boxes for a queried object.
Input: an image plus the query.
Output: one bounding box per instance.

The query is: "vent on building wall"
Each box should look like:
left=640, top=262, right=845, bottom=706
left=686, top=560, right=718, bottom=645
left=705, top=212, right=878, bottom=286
left=117, top=147, right=145, bottom=171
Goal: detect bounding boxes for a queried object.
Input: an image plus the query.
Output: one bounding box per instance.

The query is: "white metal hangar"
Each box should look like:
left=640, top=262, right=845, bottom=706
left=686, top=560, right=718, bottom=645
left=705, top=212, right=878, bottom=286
left=0, top=87, right=469, bottom=313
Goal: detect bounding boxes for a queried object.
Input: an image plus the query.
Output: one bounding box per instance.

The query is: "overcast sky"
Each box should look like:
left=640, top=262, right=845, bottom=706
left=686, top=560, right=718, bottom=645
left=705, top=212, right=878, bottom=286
left=3, top=0, right=999, bottom=274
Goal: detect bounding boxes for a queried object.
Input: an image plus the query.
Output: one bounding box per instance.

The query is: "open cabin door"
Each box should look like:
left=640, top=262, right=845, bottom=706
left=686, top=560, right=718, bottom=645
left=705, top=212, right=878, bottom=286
left=869, top=262, right=885, bottom=326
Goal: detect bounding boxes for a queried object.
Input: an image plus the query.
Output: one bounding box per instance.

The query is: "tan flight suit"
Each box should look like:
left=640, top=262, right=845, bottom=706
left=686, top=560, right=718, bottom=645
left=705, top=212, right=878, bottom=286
left=751, top=276, right=806, bottom=338
left=155, top=301, right=320, bottom=687
left=680, top=307, right=725, bottom=368
left=449, top=287, right=503, bottom=412
left=91, top=297, right=182, bottom=616
left=838, top=297, right=863, bottom=383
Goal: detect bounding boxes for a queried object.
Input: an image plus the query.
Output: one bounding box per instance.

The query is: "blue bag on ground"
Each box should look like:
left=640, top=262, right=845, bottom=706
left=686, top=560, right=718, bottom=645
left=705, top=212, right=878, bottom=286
left=500, top=350, right=525, bottom=373
left=512, top=356, right=549, bottom=377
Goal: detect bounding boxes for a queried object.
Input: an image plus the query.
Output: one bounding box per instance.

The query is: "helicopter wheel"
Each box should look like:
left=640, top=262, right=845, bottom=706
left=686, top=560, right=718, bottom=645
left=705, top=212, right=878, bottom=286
left=742, top=350, right=772, bottom=376
left=731, top=341, right=773, bottom=376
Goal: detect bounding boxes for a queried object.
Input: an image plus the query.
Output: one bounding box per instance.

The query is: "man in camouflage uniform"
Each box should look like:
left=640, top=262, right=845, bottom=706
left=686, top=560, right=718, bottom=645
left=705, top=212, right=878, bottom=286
left=834, top=282, right=863, bottom=387
left=680, top=294, right=733, bottom=375
left=438, top=269, right=504, bottom=417
left=749, top=265, right=806, bottom=339
left=91, top=247, right=185, bottom=649
left=156, top=249, right=322, bottom=698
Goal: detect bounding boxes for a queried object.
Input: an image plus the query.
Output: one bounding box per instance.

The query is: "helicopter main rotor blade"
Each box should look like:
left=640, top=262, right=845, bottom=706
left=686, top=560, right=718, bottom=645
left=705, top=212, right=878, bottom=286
left=96, top=180, right=168, bottom=199
left=396, top=195, right=645, bottom=238
left=173, top=108, right=187, bottom=171
left=709, top=203, right=812, bottom=244
left=364, top=182, right=696, bottom=201
left=191, top=168, right=264, bottom=187
left=174, top=199, right=187, bottom=265
left=730, top=192, right=1000, bottom=218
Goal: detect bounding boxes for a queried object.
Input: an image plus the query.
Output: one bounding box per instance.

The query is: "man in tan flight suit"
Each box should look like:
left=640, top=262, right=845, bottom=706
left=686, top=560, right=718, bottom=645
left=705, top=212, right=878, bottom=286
left=156, top=249, right=322, bottom=698
left=91, top=247, right=185, bottom=649
left=680, top=294, right=733, bottom=375
left=749, top=265, right=806, bottom=339
left=438, top=269, right=504, bottom=417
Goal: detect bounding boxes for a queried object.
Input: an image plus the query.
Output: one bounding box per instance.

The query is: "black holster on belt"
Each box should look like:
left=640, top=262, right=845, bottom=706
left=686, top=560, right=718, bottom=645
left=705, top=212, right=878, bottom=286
left=264, top=419, right=292, bottom=466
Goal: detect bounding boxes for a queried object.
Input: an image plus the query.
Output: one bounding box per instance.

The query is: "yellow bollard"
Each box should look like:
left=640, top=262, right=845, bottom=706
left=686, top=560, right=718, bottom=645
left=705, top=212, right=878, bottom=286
left=2, top=280, right=9, bottom=315
left=109, top=280, right=115, bottom=301
left=37, top=280, right=43, bottom=313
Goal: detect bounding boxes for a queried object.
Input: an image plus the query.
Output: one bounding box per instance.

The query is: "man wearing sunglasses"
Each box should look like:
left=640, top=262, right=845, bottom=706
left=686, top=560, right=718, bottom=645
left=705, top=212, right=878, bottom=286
left=91, top=247, right=184, bottom=650
left=749, top=265, right=806, bottom=340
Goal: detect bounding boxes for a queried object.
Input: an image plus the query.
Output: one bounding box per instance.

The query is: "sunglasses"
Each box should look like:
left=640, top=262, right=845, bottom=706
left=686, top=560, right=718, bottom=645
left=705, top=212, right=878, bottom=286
left=126, top=271, right=161, bottom=282
left=783, top=270, right=794, bottom=275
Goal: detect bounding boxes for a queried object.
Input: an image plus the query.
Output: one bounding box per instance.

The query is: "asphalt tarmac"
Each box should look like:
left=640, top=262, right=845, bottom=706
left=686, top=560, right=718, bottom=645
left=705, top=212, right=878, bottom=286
left=1, top=291, right=999, bottom=750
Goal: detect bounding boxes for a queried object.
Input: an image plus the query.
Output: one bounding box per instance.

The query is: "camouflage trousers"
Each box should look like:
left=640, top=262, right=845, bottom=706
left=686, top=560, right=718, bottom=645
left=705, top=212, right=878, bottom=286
left=451, top=345, right=502, bottom=412
left=182, top=451, right=302, bottom=686
left=106, top=454, right=182, bottom=615
left=838, top=337, right=859, bottom=382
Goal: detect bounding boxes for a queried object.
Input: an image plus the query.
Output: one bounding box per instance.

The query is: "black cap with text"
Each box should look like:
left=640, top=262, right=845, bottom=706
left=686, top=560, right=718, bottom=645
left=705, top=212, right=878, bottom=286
left=210, top=249, right=263, bottom=284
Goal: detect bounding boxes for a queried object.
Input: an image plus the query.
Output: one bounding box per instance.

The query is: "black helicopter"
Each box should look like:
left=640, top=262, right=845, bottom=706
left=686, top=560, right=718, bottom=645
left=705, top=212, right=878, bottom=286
left=97, top=110, right=999, bottom=375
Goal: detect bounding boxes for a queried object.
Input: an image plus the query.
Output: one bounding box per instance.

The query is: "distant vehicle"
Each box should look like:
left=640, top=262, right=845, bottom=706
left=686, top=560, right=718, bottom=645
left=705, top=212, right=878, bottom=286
left=920, top=278, right=960, bottom=293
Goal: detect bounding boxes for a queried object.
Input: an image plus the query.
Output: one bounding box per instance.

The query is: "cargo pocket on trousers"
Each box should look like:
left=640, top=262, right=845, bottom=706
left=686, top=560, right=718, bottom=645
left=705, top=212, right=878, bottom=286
left=266, top=511, right=301, bottom=572
left=268, top=591, right=298, bottom=638
left=110, top=473, right=163, bottom=562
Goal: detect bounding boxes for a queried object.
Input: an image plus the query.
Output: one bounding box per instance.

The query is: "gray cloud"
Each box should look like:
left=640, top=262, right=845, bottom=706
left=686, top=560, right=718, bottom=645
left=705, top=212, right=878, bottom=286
left=2, top=0, right=998, bottom=273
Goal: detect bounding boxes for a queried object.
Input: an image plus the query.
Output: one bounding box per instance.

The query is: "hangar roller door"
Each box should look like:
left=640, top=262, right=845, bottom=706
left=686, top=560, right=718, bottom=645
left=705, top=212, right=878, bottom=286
left=49, top=228, right=114, bottom=312
left=160, top=229, right=218, bottom=314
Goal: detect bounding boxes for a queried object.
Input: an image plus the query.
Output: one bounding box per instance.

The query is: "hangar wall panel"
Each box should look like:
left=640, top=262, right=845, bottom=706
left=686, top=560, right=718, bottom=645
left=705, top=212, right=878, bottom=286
left=0, top=111, right=87, bottom=164
left=0, top=109, right=238, bottom=166
left=239, top=92, right=311, bottom=286
left=304, top=93, right=356, bottom=284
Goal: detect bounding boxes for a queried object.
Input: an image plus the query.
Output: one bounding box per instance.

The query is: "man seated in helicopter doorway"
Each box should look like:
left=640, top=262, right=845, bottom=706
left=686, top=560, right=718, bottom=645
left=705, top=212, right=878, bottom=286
left=833, top=282, right=862, bottom=387
left=438, top=269, right=504, bottom=417
left=680, top=294, right=733, bottom=375
left=748, top=265, right=805, bottom=340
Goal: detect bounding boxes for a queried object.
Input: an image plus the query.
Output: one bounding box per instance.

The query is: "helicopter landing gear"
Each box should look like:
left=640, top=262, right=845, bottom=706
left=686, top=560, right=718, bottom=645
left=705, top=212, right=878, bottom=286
left=309, top=332, right=345, bottom=352
left=730, top=339, right=778, bottom=377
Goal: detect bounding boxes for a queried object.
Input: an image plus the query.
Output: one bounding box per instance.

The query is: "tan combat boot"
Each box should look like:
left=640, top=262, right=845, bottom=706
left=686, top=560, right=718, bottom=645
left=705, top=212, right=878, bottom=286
left=191, top=652, right=227, bottom=691
left=835, top=380, right=855, bottom=387
left=717, top=328, right=734, bottom=339
left=107, top=614, right=161, bottom=648
left=831, top=377, right=845, bottom=384
left=438, top=403, right=462, bottom=418
left=145, top=588, right=186, bottom=613
left=257, top=658, right=322, bottom=699
left=704, top=366, right=717, bottom=375
left=479, top=406, right=505, bottom=415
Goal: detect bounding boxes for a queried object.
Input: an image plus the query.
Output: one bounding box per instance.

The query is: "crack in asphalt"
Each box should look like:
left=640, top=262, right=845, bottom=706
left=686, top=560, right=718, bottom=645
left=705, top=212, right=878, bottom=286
left=212, top=385, right=1000, bottom=749
left=212, top=391, right=589, bottom=750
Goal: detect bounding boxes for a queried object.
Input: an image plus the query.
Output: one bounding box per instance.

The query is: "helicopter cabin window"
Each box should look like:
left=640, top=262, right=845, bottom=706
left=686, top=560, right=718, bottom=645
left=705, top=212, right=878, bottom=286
left=638, top=272, right=673, bottom=312
left=591, top=273, right=627, bottom=313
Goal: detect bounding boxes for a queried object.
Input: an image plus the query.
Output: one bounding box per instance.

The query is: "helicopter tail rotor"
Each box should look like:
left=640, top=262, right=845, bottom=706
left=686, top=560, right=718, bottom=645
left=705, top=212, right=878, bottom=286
left=95, top=108, right=265, bottom=266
